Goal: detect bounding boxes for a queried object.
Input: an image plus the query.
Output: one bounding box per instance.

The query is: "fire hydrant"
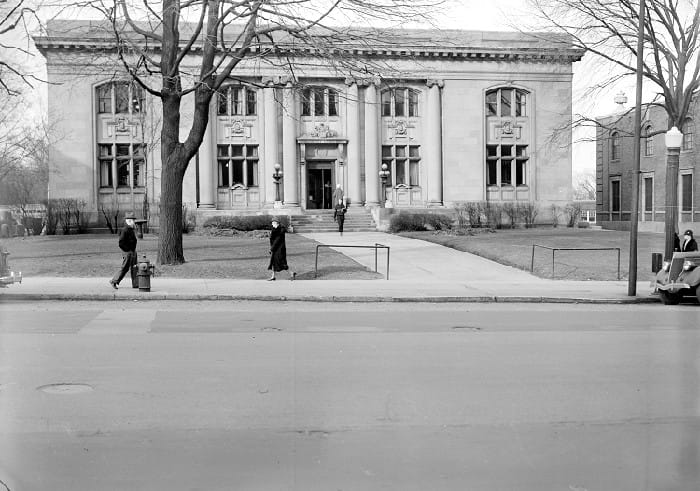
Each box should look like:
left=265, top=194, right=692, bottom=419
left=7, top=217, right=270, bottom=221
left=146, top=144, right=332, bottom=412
left=137, top=254, right=155, bottom=292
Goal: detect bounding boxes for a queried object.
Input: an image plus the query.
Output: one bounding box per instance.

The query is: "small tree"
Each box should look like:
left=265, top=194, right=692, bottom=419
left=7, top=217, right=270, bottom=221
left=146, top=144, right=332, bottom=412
left=503, top=202, right=519, bottom=229
left=564, top=201, right=582, bottom=228
left=519, top=202, right=539, bottom=228
left=550, top=203, right=561, bottom=227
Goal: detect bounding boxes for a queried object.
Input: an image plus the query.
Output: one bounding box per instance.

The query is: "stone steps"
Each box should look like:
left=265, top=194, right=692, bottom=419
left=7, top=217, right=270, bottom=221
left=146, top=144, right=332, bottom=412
left=291, top=209, right=376, bottom=233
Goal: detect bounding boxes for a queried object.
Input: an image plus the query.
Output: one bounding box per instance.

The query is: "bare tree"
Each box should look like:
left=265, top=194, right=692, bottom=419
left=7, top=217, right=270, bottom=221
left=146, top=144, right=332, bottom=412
left=0, top=0, right=45, bottom=94
left=573, top=171, right=596, bottom=200
left=526, top=0, right=699, bottom=256
left=47, top=0, right=440, bottom=264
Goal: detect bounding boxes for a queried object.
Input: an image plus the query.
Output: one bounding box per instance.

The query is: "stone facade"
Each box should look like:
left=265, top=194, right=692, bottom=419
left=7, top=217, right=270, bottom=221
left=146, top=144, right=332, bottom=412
left=596, top=102, right=699, bottom=232
left=34, top=21, right=583, bottom=226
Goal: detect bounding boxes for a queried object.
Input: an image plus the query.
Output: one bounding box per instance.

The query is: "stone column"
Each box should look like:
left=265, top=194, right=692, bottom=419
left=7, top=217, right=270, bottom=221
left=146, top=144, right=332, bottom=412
left=426, top=79, right=444, bottom=206
left=263, top=80, right=279, bottom=206
left=364, top=80, right=380, bottom=206
left=282, top=83, right=299, bottom=207
left=198, top=99, right=216, bottom=208
left=346, top=79, right=362, bottom=206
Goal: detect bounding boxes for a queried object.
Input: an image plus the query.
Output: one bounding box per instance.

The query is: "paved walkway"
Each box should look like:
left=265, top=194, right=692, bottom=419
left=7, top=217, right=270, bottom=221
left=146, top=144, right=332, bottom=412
left=0, top=232, right=660, bottom=304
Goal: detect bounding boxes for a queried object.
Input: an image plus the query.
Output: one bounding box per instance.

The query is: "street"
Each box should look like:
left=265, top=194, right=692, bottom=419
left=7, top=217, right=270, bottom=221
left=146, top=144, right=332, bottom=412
left=0, top=301, right=699, bottom=490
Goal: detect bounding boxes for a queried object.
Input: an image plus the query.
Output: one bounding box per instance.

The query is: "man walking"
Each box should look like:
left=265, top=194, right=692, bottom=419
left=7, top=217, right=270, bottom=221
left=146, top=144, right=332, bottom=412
left=109, top=211, right=138, bottom=289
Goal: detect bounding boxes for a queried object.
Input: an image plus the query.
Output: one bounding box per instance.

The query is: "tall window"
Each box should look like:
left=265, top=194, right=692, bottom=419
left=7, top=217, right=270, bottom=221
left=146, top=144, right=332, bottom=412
left=217, top=144, right=259, bottom=188
left=610, top=178, right=621, bottom=212
left=301, top=87, right=338, bottom=117
left=99, top=143, right=145, bottom=188
left=485, top=88, right=528, bottom=117
left=486, top=145, right=529, bottom=187
left=217, top=86, right=257, bottom=116
left=381, top=88, right=419, bottom=117
left=681, top=173, right=693, bottom=212
left=644, top=124, right=654, bottom=156
left=682, top=118, right=694, bottom=151
left=643, top=176, right=653, bottom=212
left=381, top=145, right=420, bottom=186
left=96, top=81, right=146, bottom=190
left=97, top=81, right=143, bottom=114
left=611, top=131, right=621, bottom=160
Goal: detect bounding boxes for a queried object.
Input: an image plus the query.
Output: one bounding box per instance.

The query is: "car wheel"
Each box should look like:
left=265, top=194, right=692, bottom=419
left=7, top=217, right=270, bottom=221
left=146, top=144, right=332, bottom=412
left=696, top=286, right=700, bottom=304
left=659, top=291, right=682, bottom=305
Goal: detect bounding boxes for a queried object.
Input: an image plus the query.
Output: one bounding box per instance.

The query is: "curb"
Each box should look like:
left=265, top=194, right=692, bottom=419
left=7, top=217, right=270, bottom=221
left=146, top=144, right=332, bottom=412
left=0, top=292, right=661, bottom=304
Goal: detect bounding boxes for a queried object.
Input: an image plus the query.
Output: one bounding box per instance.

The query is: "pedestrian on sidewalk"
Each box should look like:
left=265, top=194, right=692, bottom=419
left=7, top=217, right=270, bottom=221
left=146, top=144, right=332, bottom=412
left=333, top=199, right=346, bottom=236
left=267, top=217, right=295, bottom=281
left=681, top=229, right=698, bottom=252
left=109, top=211, right=138, bottom=289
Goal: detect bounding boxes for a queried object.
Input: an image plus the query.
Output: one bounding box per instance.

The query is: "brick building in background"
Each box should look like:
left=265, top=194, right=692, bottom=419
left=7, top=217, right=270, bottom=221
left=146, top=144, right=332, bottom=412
left=596, top=99, right=698, bottom=232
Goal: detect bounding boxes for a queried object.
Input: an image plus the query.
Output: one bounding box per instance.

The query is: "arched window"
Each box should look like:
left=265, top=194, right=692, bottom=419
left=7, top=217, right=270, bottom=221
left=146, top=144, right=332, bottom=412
left=682, top=118, right=694, bottom=151
left=611, top=131, right=621, bottom=160
left=217, top=86, right=257, bottom=116
left=301, top=87, right=338, bottom=117
left=95, top=81, right=146, bottom=190
left=485, top=87, right=528, bottom=117
left=381, top=88, right=419, bottom=117
left=644, top=124, right=654, bottom=156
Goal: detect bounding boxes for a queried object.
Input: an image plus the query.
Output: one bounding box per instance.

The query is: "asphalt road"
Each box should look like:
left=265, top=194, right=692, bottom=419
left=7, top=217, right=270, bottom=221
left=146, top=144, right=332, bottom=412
left=0, top=301, right=699, bottom=491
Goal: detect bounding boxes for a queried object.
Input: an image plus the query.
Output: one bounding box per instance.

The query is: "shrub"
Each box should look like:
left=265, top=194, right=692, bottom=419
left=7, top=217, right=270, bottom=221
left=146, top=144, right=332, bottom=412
left=203, top=215, right=289, bottom=231
left=24, top=216, right=43, bottom=235
left=453, top=202, right=469, bottom=229
left=502, top=202, right=518, bottom=229
left=182, top=204, right=196, bottom=234
left=577, top=221, right=591, bottom=228
left=484, top=202, right=504, bottom=229
left=550, top=204, right=561, bottom=228
left=564, top=202, right=582, bottom=228
left=519, top=202, right=539, bottom=228
left=466, top=201, right=485, bottom=227
left=42, top=199, right=59, bottom=235
left=426, top=213, right=454, bottom=231
left=388, top=212, right=453, bottom=233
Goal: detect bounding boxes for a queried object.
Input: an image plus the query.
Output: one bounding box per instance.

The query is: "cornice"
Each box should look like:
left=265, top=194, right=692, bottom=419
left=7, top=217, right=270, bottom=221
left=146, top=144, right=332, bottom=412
left=33, top=38, right=584, bottom=64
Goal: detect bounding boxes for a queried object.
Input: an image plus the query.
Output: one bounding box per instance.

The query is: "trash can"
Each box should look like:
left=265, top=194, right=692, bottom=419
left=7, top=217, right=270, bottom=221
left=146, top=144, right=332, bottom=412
left=651, top=252, right=663, bottom=273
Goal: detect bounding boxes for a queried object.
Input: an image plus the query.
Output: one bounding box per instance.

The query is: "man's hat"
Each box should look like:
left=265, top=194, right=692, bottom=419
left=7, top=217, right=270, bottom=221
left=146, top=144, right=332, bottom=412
left=271, top=216, right=280, bottom=223
left=124, top=211, right=136, bottom=219
left=684, top=229, right=694, bottom=237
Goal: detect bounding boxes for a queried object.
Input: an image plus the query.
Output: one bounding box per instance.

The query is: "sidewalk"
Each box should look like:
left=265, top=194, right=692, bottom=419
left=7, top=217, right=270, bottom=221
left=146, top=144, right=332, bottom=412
left=0, top=232, right=660, bottom=304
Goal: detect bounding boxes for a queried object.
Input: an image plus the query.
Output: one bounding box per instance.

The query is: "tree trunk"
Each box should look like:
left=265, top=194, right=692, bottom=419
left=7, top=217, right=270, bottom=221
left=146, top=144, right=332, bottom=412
left=157, top=91, right=188, bottom=265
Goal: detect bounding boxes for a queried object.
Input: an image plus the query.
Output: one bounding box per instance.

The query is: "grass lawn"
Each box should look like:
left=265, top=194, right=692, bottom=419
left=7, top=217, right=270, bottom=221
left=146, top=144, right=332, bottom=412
left=1, top=233, right=381, bottom=280
left=400, top=227, right=666, bottom=281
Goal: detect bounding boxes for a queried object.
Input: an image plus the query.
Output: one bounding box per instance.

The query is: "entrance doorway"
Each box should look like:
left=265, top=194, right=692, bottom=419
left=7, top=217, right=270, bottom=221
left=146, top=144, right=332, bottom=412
left=307, top=164, right=334, bottom=209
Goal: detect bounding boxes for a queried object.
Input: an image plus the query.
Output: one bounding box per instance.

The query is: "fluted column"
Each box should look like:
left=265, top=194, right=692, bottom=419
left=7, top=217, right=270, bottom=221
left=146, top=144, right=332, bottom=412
left=426, top=79, right=444, bottom=206
left=282, top=83, right=299, bottom=207
left=364, top=80, right=380, bottom=206
left=346, top=79, right=362, bottom=207
left=263, top=80, right=279, bottom=205
left=198, top=99, right=216, bottom=208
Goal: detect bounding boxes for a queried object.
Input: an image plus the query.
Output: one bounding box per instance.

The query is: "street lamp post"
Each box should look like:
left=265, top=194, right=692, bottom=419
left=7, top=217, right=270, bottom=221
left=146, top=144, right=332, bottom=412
left=378, top=163, right=390, bottom=207
left=664, top=126, right=683, bottom=260
left=272, top=163, right=283, bottom=206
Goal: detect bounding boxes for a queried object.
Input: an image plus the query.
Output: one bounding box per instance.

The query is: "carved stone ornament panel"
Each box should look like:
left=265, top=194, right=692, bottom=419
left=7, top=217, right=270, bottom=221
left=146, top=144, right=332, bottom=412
left=106, top=117, right=140, bottom=138
left=310, top=123, right=337, bottom=138
left=224, top=119, right=253, bottom=139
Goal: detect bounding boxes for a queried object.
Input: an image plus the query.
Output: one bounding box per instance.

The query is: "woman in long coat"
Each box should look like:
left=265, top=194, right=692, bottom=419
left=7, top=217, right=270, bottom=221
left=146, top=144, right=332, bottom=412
left=267, top=218, right=295, bottom=281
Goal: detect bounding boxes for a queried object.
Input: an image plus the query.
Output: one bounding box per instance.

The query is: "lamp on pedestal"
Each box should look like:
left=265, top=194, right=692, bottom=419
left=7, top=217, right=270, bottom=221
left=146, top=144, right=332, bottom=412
left=272, top=163, right=283, bottom=207
left=664, top=126, right=683, bottom=260
left=378, top=163, right=390, bottom=208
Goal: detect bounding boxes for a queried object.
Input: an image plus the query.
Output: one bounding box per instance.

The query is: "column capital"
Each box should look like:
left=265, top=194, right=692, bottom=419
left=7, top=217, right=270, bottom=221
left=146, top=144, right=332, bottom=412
left=426, top=79, right=444, bottom=89
left=262, top=75, right=295, bottom=88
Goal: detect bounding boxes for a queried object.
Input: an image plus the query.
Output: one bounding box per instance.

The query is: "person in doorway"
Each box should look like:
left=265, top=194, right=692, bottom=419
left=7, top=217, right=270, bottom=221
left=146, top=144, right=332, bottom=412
left=267, top=218, right=295, bottom=281
left=109, top=211, right=138, bottom=289
left=332, top=183, right=344, bottom=206
left=680, top=229, right=698, bottom=252
left=334, top=199, right=347, bottom=236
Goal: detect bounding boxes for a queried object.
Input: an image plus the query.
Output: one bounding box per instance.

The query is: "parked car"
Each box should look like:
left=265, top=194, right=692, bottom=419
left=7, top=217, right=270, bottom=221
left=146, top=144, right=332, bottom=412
left=654, top=252, right=700, bottom=305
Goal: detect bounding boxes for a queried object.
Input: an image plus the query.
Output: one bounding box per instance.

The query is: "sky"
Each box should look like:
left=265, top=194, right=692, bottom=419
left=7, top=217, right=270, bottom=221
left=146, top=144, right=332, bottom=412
left=4, top=0, right=613, bottom=175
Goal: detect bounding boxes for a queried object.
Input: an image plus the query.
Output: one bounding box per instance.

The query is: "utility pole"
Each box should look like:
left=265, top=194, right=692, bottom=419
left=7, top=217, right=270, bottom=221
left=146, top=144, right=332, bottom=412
left=628, top=0, right=646, bottom=296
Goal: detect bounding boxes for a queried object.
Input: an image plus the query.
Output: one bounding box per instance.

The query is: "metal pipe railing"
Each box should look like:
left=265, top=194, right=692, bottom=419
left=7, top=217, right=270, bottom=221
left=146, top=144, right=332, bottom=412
left=530, top=244, right=621, bottom=280
left=315, top=243, right=390, bottom=279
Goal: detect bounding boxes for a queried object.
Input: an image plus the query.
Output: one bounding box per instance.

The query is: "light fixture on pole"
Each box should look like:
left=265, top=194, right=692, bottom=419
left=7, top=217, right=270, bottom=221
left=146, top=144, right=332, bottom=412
left=378, top=163, right=390, bottom=207
left=664, top=126, right=683, bottom=260
left=272, top=163, right=283, bottom=205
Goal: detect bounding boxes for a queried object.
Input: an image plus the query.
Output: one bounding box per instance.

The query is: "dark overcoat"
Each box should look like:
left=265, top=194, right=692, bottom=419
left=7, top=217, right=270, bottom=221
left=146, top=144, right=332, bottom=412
left=268, top=225, right=289, bottom=272
left=681, top=238, right=698, bottom=252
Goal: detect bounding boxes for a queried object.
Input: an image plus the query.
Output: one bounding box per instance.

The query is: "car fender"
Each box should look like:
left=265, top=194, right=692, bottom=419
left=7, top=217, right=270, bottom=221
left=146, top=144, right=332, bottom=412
left=678, top=267, right=700, bottom=288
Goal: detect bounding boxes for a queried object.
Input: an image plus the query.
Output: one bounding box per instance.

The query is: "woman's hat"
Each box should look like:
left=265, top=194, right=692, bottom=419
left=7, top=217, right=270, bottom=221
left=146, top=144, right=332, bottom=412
left=684, top=229, right=694, bottom=237
left=124, top=211, right=136, bottom=219
left=271, top=217, right=280, bottom=223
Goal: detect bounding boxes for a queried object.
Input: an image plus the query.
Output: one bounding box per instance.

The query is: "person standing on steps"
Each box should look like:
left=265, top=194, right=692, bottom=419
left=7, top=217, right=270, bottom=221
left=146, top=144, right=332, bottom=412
left=680, top=229, right=698, bottom=252
left=267, top=217, right=295, bottom=281
left=332, top=184, right=344, bottom=207
left=333, top=199, right=347, bottom=236
left=109, top=211, right=138, bottom=289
